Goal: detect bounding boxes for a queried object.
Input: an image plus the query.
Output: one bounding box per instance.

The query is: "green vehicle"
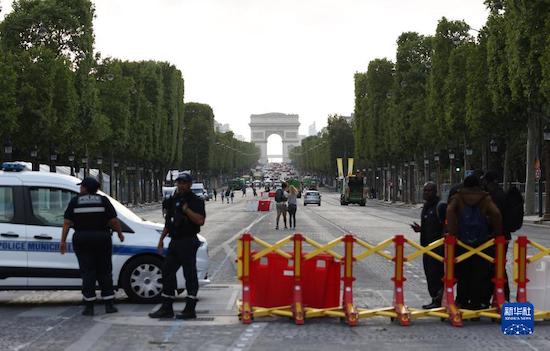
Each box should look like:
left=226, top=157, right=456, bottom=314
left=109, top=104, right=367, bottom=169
left=302, top=177, right=318, bottom=190
left=228, top=178, right=245, bottom=191
left=340, top=175, right=366, bottom=206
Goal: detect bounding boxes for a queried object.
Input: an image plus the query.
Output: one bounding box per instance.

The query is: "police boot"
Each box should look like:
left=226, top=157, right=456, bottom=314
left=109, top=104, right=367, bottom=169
left=82, top=301, right=94, bottom=316
left=105, top=299, right=118, bottom=314
left=148, top=297, right=174, bottom=318
left=422, top=297, right=441, bottom=310
left=175, top=296, right=197, bottom=320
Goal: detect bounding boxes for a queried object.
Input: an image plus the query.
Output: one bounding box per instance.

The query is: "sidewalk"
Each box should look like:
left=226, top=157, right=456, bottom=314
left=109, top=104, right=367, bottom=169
left=371, top=199, right=550, bottom=227
left=524, top=215, right=550, bottom=226
left=370, top=199, right=423, bottom=209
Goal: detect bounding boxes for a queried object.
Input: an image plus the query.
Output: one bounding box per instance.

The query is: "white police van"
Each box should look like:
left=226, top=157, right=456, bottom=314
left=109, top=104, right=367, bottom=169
left=0, top=163, right=209, bottom=302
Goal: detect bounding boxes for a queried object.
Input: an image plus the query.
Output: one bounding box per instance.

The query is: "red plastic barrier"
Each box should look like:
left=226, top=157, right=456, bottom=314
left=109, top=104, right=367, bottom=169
left=249, top=252, right=341, bottom=308
left=250, top=253, right=294, bottom=307
left=268, top=191, right=276, bottom=198
left=301, top=254, right=341, bottom=308
left=258, top=200, right=271, bottom=211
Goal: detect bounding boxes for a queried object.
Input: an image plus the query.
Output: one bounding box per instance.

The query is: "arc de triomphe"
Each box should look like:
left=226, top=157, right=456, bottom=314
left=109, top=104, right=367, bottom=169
left=249, top=113, right=301, bottom=164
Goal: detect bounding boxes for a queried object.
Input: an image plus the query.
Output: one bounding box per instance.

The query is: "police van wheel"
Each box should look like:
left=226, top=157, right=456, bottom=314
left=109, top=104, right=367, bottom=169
left=121, top=255, right=164, bottom=303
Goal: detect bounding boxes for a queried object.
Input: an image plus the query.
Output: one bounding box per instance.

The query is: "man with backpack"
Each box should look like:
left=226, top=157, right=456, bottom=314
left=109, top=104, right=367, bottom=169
left=275, top=182, right=288, bottom=230
left=482, top=171, right=524, bottom=302
left=446, top=175, right=502, bottom=310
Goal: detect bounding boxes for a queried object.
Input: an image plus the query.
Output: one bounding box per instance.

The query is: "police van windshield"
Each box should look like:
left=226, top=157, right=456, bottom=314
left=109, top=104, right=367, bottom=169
left=98, top=191, right=143, bottom=222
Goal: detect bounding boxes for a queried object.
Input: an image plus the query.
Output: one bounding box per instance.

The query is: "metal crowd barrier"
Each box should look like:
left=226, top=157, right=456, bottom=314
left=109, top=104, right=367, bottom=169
left=236, top=233, right=550, bottom=327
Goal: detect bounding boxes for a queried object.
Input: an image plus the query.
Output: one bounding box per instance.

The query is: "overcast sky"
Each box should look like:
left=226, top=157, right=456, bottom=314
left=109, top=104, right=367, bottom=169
left=1, top=0, right=488, bottom=146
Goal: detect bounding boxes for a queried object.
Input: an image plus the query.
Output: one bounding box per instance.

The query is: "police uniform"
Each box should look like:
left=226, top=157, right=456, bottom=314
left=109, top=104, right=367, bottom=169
left=161, top=189, right=205, bottom=301
left=64, top=185, right=118, bottom=305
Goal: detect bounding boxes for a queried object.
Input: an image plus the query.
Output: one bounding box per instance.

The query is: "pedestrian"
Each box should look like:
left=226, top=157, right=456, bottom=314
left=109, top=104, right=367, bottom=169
left=213, top=189, right=217, bottom=201
left=410, top=182, right=445, bottom=309
left=225, top=188, right=230, bottom=203
left=288, top=185, right=298, bottom=229
left=60, top=177, right=125, bottom=316
left=149, top=172, right=206, bottom=319
left=482, top=170, right=518, bottom=302
left=252, top=186, right=257, bottom=197
left=446, top=175, right=502, bottom=311
left=221, top=189, right=225, bottom=203
left=275, top=182, right=288, bottom=230
left=242, top=186, right=246, bottom=197
left=230, top=190, right=235, bottom=203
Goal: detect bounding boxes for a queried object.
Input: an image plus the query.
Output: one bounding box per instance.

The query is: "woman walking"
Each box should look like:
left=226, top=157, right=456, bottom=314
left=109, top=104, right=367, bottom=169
left=288, top=185, right=298, bottom=229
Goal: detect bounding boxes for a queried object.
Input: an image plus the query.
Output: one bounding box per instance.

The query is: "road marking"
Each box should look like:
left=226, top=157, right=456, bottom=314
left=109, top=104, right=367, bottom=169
left=64, top=322, right=111, bottom=351
left=226, top=289, right=239, bottom=311
left=229, top=323, right=267, bottom=351
left=209, top=213, right=269, bottom=258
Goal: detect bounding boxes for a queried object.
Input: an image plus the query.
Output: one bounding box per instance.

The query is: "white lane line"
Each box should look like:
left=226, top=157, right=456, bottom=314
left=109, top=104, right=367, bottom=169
left=229, top=323, right=267, bottom=351
left=64, top=322, right=111, bottom=351
left=209, top=213, right=269, bottom=258
left=226, top=289, right=240, bottom=311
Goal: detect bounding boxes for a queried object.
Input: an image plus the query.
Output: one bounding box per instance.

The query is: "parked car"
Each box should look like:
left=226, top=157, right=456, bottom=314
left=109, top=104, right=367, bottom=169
left=0, top=163, right=210, bottom=303
left=303, top=190, right=321, bottom=206
left=190, top=183, right=207, bottom=201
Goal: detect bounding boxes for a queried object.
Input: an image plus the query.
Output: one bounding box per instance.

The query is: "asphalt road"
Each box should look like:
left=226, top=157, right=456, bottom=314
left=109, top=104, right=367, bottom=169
left=0, top=188, right=549, bottom=351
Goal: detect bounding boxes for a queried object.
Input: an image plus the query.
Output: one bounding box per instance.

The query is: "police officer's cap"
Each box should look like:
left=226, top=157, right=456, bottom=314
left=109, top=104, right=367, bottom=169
left=78, top=177, right=101, bottom=193
left=175, top=172, right=193, bottom=183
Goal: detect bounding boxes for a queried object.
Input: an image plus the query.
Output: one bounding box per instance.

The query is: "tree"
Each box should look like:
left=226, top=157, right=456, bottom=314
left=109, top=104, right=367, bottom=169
left=183, top=102, right=215, bottom=176
left=0, top=0, right=95, bottom=69
left=0, top=50, right=19, bottom=147
left=503, top=0, right=550, bottom=214
left=426, top=18, right=471, bottom=142
left=363, top=58, right=394, bottom=165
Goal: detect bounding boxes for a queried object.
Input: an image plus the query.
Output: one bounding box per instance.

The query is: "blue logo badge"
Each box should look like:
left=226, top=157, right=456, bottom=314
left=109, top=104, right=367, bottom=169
left=501, top=302, right=534, bottom=336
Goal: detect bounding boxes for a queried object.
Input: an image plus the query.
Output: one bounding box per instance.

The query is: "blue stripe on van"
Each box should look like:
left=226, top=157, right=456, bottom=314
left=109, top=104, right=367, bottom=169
left=0, top=240, right=160, bottom=256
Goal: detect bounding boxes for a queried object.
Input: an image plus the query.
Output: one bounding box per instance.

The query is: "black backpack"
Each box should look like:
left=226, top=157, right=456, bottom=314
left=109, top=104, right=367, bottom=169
left=275, top=189, right=285, bottom=202
left=458, top=197, right=490, bottom=246
left=504, top=185, right=524, bottom=233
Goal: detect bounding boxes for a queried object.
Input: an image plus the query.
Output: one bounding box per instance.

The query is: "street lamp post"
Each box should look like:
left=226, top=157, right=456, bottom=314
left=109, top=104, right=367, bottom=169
left=30, top=145, right=38, bottom=171
left=543, top=127, right=550, bottom=221
left=96, top=156, right=103, bottom=189
left=68, top=151, right=75, bottom=176
left=410, top=160, right=416, bottom=203
left=49, top=148, right=58, bottom=173
left=434, top=153, right=440, bottom=195
left=3, top=139, right=13, bottom=162
left=465, top=146, right=473, bottom=173
left=424, top=157, right=430, bottom=183
left=81, top=156, right=88, bottom=177
left=113, top=160, right=119, bottom=200
left=404, top=162, right=409, bottom=203
left=449, top=150, right=455, bottom=185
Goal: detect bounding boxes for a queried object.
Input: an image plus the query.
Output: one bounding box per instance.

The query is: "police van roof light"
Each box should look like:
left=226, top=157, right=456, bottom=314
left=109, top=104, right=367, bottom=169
left=1, top=162, right=27, bottom=172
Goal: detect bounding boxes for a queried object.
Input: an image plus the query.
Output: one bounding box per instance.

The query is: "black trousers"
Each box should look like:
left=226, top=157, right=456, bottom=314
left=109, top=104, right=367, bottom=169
left=162, top=236, right=200, bottom=298
left=422, top=249, right=444, bottom=300
left=73, top=230, right=114, bottom=301
left=288, top=204, right=297, bottom=228
left=455, top=245, right=493, bottom=309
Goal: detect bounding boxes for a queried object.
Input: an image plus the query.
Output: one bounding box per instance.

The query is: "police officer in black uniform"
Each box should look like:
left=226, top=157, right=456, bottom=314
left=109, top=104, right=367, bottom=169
left=149, top=172, right=205, bottom=319
left=60, top=177, right=125, bottom=316
left=411, top=182, right=446, bottom=309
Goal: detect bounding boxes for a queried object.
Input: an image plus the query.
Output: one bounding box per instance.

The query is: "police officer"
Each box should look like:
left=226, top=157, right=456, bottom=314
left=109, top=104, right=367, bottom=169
left=149, top=172, right=205, bottom=319
left=60, top=177, right=125, bottom=316
left=411, top=182, right=445, bottom=309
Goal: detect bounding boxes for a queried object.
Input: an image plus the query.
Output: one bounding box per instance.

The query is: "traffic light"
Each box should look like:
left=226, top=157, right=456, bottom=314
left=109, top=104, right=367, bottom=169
left=455, top=166, right=461, bottom=173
